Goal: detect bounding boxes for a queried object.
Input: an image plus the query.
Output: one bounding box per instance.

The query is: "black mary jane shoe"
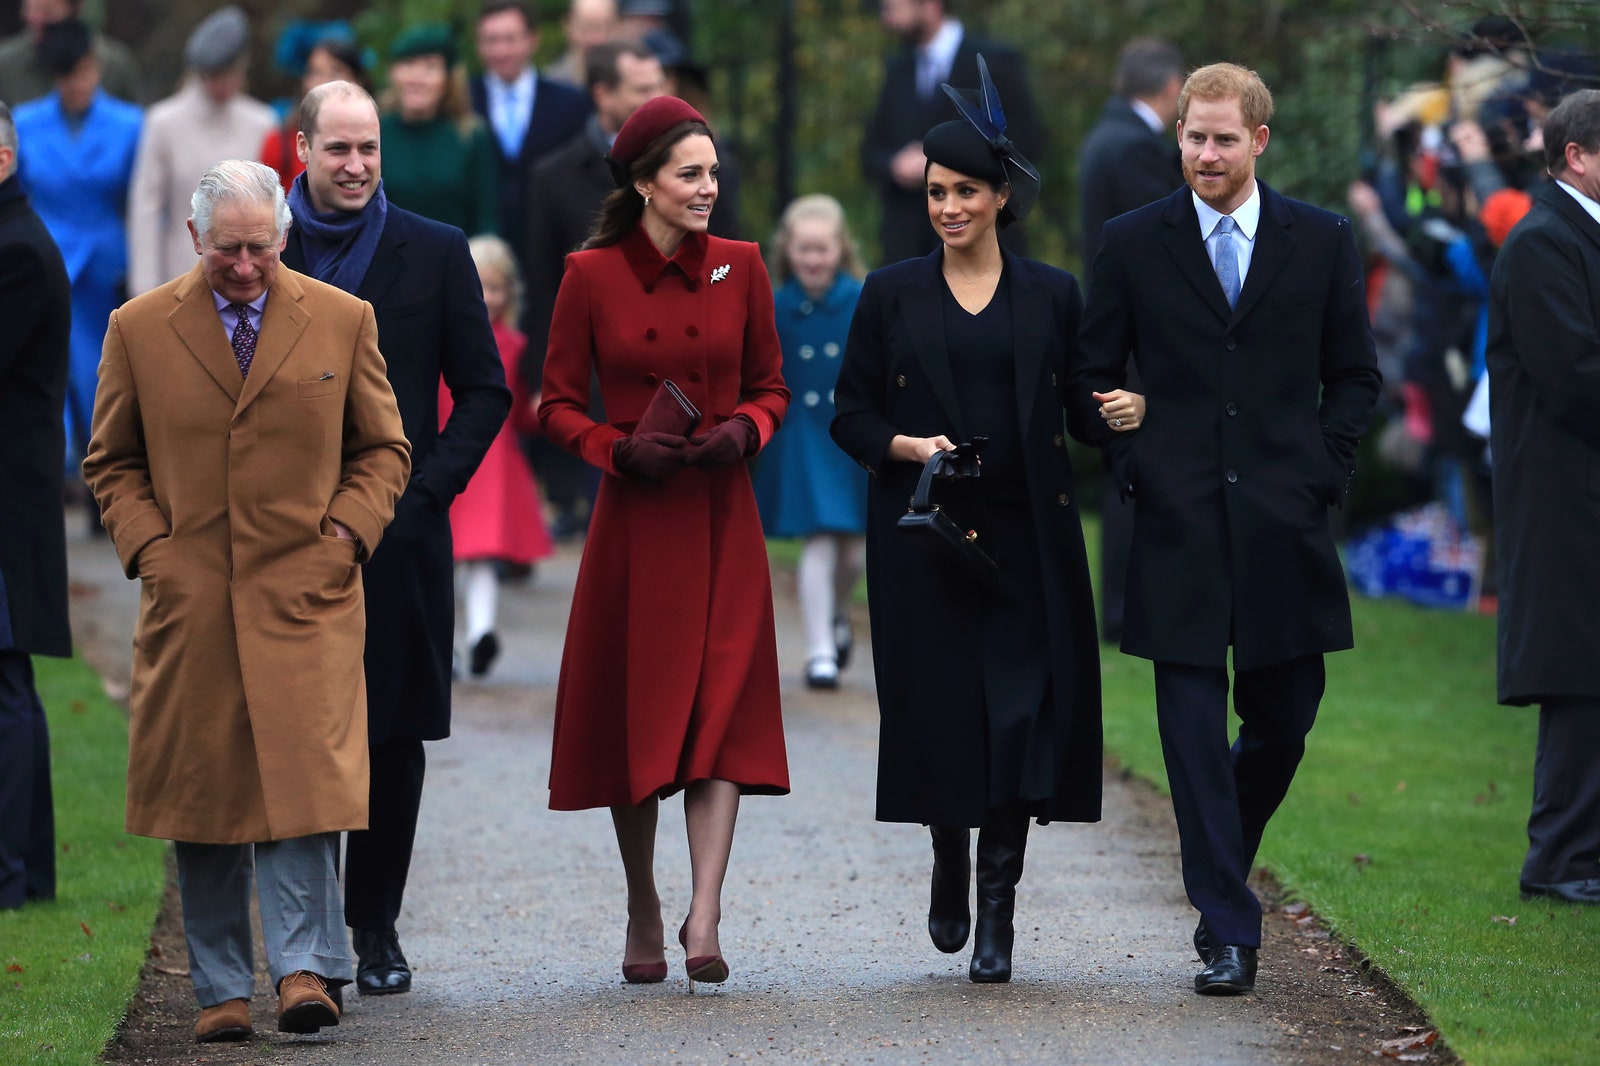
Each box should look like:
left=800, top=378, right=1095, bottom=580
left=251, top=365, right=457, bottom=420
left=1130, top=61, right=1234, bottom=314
left=928, top=826, right=971, bottom=953
left=352, top=927, right=412, bottom=995
left=1194, top=944, right=1257, bottom=995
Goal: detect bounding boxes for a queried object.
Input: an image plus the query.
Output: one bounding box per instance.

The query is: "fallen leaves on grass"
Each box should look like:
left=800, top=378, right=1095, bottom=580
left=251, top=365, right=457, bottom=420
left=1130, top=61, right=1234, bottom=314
left=1473, top=781, right=1500, bottom=805
left=1353, top=853, right=1372, bottom=868
left=6, top=963, right=22, bottom=974
left=1376, top=1026, right=1437, bottom=1058
left=1490, top=915, right=1517, bottom=926
left=80, top=922, right=94, bottom=937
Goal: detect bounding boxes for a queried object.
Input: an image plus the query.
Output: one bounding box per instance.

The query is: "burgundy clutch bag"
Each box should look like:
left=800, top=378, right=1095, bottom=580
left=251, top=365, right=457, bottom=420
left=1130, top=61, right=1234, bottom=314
left=634, top=378, right=701, bottom=437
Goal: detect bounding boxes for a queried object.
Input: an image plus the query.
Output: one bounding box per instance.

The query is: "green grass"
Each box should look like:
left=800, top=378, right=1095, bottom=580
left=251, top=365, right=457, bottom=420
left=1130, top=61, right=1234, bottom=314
left=1084, top=519, right=1600, bottom=1066
left=0, top=658, right=166, bottom=1065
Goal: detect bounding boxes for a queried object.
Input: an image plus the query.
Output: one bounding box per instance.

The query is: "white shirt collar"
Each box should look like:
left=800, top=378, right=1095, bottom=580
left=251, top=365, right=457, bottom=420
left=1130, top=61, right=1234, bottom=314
left=1557, top=179, right=1600, bottom=227
left=1129, top=97, right=1165, bottom=135
left=920, top=18, right=963, bottom=81
left=1193, top=180, right=1261, bottom=242
left=487, top=68, right=535, bottom=102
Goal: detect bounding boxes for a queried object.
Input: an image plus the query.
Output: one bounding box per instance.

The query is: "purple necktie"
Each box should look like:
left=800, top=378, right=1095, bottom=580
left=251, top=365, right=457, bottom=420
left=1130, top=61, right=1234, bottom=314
left=229, top=303, right=257, bottom=378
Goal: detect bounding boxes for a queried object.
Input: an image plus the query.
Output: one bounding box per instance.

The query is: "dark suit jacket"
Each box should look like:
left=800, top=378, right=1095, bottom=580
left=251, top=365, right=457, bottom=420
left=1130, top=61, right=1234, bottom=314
left=1487, top=182, right=1600, bottom=705
left=0, top=176, right=71, bottom=658
left=831, top=249, right=1102, bottom=825
left=470, top=72, right=592, bottom=267
left=1069, top=182, right=1381, bottom=670
left=1078, top=97, right=1182, bottom=273
left=284, top=205, right=511, bottom=740
left=861, top=34, right=1043, bottom=266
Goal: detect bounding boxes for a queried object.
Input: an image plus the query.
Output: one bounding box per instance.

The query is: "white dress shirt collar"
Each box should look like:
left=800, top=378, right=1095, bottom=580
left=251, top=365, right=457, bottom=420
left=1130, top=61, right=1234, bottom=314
left=917, top=19, right=964, bottom=97
left=1192, top=181, right=1261, bottom=243
left=1556, top=179, right=1600, bottom=227
left=1129, top=97, right=1165, bottom=135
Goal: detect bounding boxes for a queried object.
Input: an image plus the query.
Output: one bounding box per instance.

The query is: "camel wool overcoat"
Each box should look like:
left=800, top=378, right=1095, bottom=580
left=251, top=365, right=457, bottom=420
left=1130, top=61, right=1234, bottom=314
left=84, top=264, right=411, bottom=844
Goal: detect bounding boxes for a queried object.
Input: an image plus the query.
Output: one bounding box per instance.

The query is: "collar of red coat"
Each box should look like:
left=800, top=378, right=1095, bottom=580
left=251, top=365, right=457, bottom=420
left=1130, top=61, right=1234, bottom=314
left=620, top=224, right=708, bottom=293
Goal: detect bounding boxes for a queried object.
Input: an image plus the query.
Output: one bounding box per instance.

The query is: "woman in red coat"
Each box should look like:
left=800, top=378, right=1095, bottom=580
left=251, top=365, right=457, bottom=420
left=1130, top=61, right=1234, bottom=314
left=538, top=96, right=790, bottom=990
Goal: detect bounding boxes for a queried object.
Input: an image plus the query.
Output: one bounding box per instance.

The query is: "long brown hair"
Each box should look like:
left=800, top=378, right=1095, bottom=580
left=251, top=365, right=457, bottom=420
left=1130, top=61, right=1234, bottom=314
left=582, top=120, right=713, bottom=250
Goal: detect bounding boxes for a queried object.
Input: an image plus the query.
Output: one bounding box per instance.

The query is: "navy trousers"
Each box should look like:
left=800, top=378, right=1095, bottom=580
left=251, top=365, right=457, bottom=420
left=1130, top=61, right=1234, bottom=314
left=0, top=651, right=55, bottom=908
left=1522, top=699, right=1600, bottom=886
left=1153, top=654, right=1325, bottom=948
left=344, top=737, right=426, bottom=932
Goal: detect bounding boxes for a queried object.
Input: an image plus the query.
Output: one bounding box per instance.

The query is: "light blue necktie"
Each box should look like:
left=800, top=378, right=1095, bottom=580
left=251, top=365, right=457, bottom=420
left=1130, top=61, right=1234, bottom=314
left=1212, top=215, right=1241, bottom=309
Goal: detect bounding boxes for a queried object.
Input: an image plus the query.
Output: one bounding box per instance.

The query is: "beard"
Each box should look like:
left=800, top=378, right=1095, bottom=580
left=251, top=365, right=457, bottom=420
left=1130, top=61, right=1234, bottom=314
left=1183, top=157, right=1252, bottom=209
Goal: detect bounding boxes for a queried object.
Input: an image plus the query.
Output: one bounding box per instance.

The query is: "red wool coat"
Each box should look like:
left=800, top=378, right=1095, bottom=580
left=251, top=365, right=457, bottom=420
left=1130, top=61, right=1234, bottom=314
left=539, top=226, right=791, bottom=810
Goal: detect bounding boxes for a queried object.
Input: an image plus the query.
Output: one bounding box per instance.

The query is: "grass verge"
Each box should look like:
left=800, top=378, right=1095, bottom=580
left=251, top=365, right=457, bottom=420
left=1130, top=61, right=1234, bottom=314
left=0, top=657, right=165, bottom=1065
left=1085, top=518, right=1600, bottom=1066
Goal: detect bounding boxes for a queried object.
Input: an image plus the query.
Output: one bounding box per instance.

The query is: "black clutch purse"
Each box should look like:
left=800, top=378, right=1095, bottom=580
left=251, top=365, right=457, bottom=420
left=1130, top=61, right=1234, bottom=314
left=895, top=443, right=999, bottom=594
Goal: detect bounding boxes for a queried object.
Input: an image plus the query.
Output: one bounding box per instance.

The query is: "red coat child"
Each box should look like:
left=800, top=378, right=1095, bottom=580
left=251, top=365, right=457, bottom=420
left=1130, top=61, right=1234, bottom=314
left=539, top=226, right=791, bottom=810
left=439, top=321, right=554, bottom=565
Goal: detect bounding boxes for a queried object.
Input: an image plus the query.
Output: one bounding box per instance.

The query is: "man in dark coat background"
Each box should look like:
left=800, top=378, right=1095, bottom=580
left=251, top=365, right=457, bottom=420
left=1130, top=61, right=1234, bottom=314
left=283, top=81, right=510, bottom=994
left=1486, top=88, right=1600, bottom=907
left=861, top=0, right=1043, bottom=265
left=470, top=0, right=591, bottom=274
left=522, top=38, right=664, bottom=538
left=1070, top=64, right=1380, bottom=995
left=1076, top=37, right=1185, bottom=644
left=0, top=101, right=71, bottom=911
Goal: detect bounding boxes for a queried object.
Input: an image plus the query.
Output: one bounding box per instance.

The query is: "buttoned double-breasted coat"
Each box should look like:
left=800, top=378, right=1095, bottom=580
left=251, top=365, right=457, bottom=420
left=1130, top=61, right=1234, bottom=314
left=83, top=264, right=411, bottom=844
left=830, top=249, right=1104, bottom=826
left=1069, top=183, right=1382, bottom=670
left=539, top=226, right=790, bottom=810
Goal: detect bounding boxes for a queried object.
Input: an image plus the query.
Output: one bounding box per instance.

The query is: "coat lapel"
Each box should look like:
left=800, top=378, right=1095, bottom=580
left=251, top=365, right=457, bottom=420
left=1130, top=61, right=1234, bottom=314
left=236, top=270, right=309, bottom=412
left=168, top=265, right=243, bottom=405
left=1160, top=189, right=1234, bottom=323
left=901, top=249, right=967, bottom=439
left=1005, top=252, right=1050, bottom=438
left=356, top=211, right=406, bottom=308
left=1228, top=182, right=1295, bottom=327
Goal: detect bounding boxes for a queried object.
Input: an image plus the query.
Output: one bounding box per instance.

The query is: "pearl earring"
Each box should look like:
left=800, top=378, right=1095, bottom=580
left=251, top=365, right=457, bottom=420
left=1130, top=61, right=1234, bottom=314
left=644, top=194, right=652, bottom=206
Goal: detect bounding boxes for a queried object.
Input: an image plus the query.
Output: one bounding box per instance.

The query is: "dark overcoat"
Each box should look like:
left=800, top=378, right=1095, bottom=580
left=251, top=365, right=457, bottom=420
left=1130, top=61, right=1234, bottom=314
left=1077, top=96, right=1182, bottom=270
left=831, top=248, right=1103, bottom=826
left=284, top=205, right=510, bottom=742
left=1069, top=183, right=1381, bottom=670
left=0, top=176, right=71, bottom=658
left=1487, top=182, right=1600, bottom=706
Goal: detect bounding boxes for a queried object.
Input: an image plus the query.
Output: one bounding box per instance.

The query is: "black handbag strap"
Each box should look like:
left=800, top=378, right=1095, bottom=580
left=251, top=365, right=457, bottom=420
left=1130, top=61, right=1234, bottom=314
left=909, top=450, right=952, bottom=513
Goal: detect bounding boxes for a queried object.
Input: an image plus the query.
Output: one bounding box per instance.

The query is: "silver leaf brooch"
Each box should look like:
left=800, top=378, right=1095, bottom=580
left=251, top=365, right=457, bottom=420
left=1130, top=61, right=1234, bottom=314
left=710, top=264, right=731, bottom=284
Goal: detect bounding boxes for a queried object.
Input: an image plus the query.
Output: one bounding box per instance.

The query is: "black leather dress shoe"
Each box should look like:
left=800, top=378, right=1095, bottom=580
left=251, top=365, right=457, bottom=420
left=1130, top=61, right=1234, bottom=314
left=1193, top=918, right=1219, bottom=965
left=1520, top=878, right=1600, bottom=904
left=352, top=927, right=412, bottom=995
left=1194, top=944, right=1257, bottom=995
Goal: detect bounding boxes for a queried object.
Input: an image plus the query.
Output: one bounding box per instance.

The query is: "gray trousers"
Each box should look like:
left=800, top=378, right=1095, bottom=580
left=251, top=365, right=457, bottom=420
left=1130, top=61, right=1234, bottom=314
left=1522, top=699, right=1600, bottom=885
left=174, top=832, right=353, bottom=1007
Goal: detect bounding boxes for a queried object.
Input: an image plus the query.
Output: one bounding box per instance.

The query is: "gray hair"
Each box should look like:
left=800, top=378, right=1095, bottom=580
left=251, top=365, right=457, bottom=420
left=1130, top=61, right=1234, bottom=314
left=190, top=159, right=293, bottom=240
left=1544, top=89, right=1600, bottom=176
left=1112, top=38, right=1185, bottom=100
left=0, top=102, right=17, bottom=180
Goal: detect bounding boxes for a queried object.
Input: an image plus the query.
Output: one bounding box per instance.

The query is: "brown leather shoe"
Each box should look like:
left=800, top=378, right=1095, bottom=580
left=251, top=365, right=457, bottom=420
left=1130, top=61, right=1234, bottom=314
left=276, top=971, right=339, bottom=1034
left=194, top=998, right=252, bottom=1043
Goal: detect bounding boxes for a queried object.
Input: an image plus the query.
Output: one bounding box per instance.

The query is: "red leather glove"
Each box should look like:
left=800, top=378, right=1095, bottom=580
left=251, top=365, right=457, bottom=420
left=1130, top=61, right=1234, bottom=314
left=684, top=415, right=757, bottom=468
left=613, top=431, right=687, bottom=484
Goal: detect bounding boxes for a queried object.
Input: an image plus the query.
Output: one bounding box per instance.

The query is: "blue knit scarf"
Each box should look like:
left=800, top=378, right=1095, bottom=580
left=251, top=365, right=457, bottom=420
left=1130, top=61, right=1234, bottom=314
left=287, top=172, right=388, bottom=295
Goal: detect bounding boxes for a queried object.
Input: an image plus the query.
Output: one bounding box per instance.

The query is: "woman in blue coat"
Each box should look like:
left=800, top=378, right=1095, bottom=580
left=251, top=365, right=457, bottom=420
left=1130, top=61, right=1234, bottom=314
left=754, top=195, right=869, bottom=689
left=13, top=20, right=141, bottom=467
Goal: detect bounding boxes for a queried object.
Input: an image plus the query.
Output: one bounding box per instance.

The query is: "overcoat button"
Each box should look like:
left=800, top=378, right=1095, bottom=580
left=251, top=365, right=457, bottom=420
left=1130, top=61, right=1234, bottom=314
left=645, top=373, right=660, bottom=386
left=1051, top=374, right=1058, bottom=386
left=1226, top=470, right=1238, bottom=484
left=1224, top=337, right=1237, bottom=351
left=645, top=328, right=658, bottom=341
left=685, top=325, right=699, bottom=338
left=688, top=370, right=703, bottom=382
left=1226, top=403, right=1238, bottom=416
left=896, top=374, right=907, bottom=387
left=1057, top=493, right=1070, bottom=506
left=1053, top=433, right=1064, bottom=447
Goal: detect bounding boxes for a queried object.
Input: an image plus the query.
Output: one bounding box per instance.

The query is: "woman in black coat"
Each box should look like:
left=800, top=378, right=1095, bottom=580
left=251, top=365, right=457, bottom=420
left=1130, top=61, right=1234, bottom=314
left=831, top=64, right=1142, bottom=983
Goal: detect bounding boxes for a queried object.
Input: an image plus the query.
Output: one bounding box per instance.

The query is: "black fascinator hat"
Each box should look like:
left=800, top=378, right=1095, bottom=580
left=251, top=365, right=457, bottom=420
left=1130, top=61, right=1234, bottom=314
left=924, top=54, right=1041, bottom=227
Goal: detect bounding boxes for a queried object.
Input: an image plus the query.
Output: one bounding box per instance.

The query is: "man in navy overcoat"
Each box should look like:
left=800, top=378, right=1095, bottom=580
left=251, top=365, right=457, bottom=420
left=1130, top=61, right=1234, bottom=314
left=1070, top=63, right=1380, bottom=995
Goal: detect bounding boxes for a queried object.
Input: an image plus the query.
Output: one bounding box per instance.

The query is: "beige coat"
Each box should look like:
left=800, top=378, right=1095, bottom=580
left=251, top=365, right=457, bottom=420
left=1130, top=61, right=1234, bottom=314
left=84, top=265, right=411, bottom=844
left=125, top=81, right=277, bottom=295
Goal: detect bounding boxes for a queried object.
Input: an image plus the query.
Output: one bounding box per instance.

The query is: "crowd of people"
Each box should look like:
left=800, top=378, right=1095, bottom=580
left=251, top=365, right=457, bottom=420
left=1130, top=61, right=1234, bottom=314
left=2, top=0, right=1597, bottom=1052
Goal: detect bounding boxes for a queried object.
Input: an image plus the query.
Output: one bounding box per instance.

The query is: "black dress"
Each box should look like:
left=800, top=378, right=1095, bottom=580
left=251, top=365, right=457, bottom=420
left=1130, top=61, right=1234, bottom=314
left=942, top=270, right=1060, bottom=814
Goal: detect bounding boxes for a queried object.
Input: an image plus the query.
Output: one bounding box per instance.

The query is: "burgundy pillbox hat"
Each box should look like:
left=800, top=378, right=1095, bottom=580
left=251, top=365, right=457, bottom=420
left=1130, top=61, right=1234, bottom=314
left=605, top=95, right=708, bottom=188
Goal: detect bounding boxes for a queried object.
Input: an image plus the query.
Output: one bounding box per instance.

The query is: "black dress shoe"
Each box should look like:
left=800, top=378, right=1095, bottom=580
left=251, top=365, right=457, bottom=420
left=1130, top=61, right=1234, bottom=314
left=1195, top=944, right=1257, bottom=995
left=1520, top=878, right=1600, bottom=904
left=1193, top=918, right=1219, bottom=965
left=928, top=825, right=971, bottom=953
left=833, top=613, right=854, bottom=672
left=469, top=632, right=501, bottom=678
left=352, top=927, right=412, bottom=995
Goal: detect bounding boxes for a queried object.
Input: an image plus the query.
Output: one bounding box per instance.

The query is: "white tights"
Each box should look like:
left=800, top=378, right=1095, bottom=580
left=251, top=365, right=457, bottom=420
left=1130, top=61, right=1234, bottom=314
left=798, top=534, right=864, bottom=663
left=457, top=560, right=499, bottom=645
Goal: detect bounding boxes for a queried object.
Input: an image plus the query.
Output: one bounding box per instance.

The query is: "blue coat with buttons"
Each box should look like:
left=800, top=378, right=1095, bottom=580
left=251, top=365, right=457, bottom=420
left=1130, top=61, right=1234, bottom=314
left=754, top=275, right=867, bottom=536
left=1068, top=182, right=1381, bottom=670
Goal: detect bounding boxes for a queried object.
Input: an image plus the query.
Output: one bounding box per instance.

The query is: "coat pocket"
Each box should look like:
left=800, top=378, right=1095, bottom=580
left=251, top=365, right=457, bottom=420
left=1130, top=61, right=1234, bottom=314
left=298, top=373, right=341, bottom=399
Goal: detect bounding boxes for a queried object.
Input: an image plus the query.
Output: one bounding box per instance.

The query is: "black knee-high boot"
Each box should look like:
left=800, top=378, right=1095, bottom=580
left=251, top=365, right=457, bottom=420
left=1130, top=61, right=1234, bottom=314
left=928, top=825, right=971, bottom=953
left=970, top=808, right=1029, bottom=983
